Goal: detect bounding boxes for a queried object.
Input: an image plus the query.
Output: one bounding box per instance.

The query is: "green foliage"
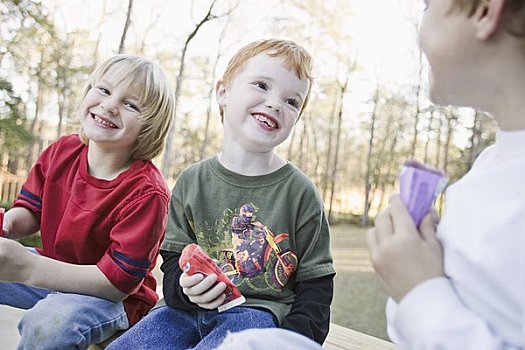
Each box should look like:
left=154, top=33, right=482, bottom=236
left=18, top=233, right=42, bottom=248
left=0, top=78, right=32, bottom=152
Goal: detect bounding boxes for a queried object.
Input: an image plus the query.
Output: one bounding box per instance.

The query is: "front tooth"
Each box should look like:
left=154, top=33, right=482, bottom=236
left=94, top=115, right=116, bottom=128
left=255, top=114, right=275, bottom=127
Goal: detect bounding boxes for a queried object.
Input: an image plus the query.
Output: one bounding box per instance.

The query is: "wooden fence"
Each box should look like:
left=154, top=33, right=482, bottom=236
left=0, top=172, right=25, bottom=205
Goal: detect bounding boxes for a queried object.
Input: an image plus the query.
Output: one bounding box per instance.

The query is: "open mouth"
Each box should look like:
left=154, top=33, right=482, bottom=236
left=91, top=113, right=118, bottom=129
left=252, top=113, right=279, bottom=129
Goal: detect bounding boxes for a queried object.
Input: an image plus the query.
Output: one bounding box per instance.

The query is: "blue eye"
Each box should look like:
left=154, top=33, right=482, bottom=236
left=253, top=81, right=268, bottom=90
left=286, top=98, right=300, bottom=109
left=124, top=101, right=140, bottom=112
left=96, top=86, right=110, bottom=95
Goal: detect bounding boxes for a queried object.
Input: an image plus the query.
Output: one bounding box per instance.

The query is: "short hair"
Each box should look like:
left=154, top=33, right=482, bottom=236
left=449, top=0, right=525, bottom=37
left=219, top=39, right=314, bottom=120
left=79, top=54, right=175, bottom=160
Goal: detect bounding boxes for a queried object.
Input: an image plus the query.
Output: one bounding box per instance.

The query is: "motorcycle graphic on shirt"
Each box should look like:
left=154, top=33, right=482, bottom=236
left=219, top=203, right=298, bottom=289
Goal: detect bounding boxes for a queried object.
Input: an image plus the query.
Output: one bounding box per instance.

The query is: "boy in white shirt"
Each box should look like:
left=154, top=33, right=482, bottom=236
left=368, top=0, right=525, bottom=349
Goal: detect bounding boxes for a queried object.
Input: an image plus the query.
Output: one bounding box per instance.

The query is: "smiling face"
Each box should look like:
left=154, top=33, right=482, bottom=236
left=78, top=75, right=142, bottom=155
left=216, top=53, right=310, bottom=154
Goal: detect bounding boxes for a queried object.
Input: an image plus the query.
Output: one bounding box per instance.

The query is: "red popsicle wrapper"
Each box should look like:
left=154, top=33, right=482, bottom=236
left=179, top=243, right=245, bottom=312
left=399, top=160, right=448, bottom=226
left=0, top=208, right=5, bottom=237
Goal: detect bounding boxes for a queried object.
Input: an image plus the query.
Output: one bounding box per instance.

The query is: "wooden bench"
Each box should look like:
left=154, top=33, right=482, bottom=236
left=89, top=323, right=397, bottom=350
left=323, top=323, right=397, bottom=349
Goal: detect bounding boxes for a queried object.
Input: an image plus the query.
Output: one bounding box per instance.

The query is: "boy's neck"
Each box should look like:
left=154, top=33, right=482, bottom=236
left=86, top=142, right=134, bottom=180
left=218, top=149, right=286, bottom=176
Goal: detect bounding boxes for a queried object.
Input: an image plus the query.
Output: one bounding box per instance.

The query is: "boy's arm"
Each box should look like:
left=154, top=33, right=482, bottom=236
left=281, top=274, right=335, bottom=344
left=160, top=249, right=198, bottom=310
left=0, top=238, right=127, bottom=301
left=1, top=207, right=39, bottom=238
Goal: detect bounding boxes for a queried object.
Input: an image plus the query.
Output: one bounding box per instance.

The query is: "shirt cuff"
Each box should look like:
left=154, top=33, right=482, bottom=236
left=394, top=278, right=455, bottom=329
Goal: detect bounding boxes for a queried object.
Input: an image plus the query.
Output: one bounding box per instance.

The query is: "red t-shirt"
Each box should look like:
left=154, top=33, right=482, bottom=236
left=12, top=134, right=169, bottom=325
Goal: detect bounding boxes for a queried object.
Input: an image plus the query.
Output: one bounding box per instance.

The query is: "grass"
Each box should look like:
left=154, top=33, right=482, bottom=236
left=17, top=233, right=42, bottom=248
left=329, top=224, right=389, bottom=341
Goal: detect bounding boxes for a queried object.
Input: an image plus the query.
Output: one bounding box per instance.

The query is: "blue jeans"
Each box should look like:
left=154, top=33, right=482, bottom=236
left=0, top=251, right=129, bottom=349
left=107, top=305, right=277, bottom=350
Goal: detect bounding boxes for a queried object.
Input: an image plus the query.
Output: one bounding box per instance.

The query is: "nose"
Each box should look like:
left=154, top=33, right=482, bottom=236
left=101, top=97, right=118, bottom=116
left=266, top=95, right=281, bottom=113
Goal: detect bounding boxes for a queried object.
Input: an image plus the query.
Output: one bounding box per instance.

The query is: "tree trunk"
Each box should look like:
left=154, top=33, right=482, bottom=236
left=321, top=93, right=338, bottom=200
left=443, top=111, right=457, bottom=174
left=410, top=49, right=424, bottom=159
left=328, top=77, right=348, bottom=222
left=423, top=109, right=435, bottom=164
left=434, top=111, right=444, bottom=169
left=26, top=50, right=46, bottom=169
left=118, top=0, right=134, bottom=54
left=200, top=19, right=230, bottom=160
left=162, top=0, right=218, bottom=180
left=360, top=83, right=379, bottom=227
left=467, top=110, right=480, bottom=169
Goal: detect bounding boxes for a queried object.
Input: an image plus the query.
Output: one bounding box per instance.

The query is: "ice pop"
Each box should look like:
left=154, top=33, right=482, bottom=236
left=399, top=160, right=448, bottom=226
left=0, top=208, right=5, bottom=236
left=179, top=243, right=245, bottom=312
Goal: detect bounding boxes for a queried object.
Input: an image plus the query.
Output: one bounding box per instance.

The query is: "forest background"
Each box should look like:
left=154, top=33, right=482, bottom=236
left=0, top=0, right=497, bottom=225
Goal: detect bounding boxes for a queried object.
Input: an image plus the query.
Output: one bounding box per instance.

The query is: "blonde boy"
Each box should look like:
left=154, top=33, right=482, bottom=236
left=109, top=39, right=335, bottom=349
left=0, top=55, right=175, bottom=349
left=368, top=1, right=525, bottom=349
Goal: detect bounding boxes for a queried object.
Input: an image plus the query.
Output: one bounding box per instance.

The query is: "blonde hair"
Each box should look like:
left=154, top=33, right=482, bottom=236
left=219, top=39, right=314, bottom=120
left=79, top=54, right=175, bottom=160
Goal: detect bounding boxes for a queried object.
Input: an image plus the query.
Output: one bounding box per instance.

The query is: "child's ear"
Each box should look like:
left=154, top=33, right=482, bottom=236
left=475, top=0, right=507, bottom=40
left=215, top=80, right=227, bottom=108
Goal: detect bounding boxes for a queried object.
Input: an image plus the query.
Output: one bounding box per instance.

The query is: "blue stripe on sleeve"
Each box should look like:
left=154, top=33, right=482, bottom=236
left=110, top=253, right=148, bottom=279
left=18, top=188, right=42, bottom=209
left=112, top=250, right=151, bottom=269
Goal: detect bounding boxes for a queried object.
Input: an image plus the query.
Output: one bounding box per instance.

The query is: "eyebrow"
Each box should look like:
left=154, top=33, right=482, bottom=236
left=99, top=79, right=140, bottom=101
left=253, top=75, right=305, bottom=101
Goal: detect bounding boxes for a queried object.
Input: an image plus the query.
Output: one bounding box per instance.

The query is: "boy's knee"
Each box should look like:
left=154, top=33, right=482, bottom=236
left=19, top=302, right=87, bottom=349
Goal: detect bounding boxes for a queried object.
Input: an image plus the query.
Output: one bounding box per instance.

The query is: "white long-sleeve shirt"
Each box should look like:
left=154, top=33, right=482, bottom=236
left=387, top=129, right=525, bottom=350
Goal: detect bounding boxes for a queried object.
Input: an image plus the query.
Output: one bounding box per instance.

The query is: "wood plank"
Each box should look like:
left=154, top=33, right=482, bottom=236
left=323, top=323, right=398, bottom=350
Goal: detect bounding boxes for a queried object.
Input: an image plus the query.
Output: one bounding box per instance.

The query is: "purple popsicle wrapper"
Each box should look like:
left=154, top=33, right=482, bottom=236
left=399, top=160, right=448, bottom=226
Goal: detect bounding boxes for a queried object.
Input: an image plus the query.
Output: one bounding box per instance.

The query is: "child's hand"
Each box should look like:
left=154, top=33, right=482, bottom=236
left=1, top=216, right=12, bottom=237
left=367, top=194, right=444, bottom=302
left=180, top=272, right=227, bottom=309
left=1, top=208, right=8, bottom=236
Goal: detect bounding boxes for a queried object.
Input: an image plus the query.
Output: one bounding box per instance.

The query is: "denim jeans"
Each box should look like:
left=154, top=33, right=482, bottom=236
left=0, top=249, right=129, bottom=350
left=107, top=305, right=277, bottom=350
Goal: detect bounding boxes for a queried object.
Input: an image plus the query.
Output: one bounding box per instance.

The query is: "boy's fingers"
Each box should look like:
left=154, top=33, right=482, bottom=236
left=419, top=210, right=438, bottom=241
left=184, top=274, right=217, bottom=295
left=190, top=281, right=227, bottom=307
left=180, top=272, right=204, bottom=288
left=366, top=228, right=379, bottom=256
left=199, top=293, right=226, bottom=309
left=373, top=209, right=393, bottom=242
left=366, top=228, right=377, bottom=246
left=389, top=194, right=417, bottom=235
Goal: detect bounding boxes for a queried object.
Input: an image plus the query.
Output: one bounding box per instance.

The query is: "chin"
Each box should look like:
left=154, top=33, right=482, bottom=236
left=428, top=90, right=443, bottom=106
left=428, top=86, right=455, bottom=107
